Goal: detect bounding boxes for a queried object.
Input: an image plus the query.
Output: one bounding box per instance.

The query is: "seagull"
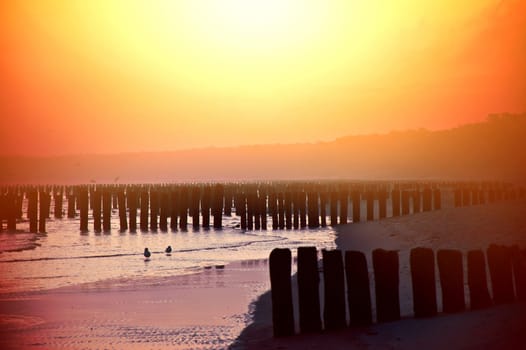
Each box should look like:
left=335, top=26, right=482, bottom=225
left=165, top=245, right=172, bottom=254
left=144, top=247, right=151, bottom=260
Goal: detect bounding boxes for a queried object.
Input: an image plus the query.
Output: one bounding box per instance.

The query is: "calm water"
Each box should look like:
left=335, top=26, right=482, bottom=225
left=0, top=206, right=336, bottom=294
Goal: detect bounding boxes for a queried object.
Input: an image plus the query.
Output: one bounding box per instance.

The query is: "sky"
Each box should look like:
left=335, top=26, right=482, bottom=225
left=1, top=0, right=525, bottom=156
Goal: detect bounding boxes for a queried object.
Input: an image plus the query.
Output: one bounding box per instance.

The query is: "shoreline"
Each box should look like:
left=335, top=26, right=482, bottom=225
left=235, top=199, right=526, bottom=349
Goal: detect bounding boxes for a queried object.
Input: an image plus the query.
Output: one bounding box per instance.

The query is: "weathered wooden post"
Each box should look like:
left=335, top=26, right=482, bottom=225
left=269, top=248, right=294, bottom=337
left=191, top=186, right=200, bottom=229
left=269, top=192, right=278, bottom=230
left=212, top=184, right=224, bottom=229
left=28, top=190, right=38, bottom=233
left=322, top=249, right=346, bottom=330
left=307, top=191, right=319, bottom=228
left=79, top=188, right=89, bottom=232
left=299, top=191, right=307, bottom=228
left=391, top=187, right=401, bottom=217
left=378, top=188, right=387, bottom=219
left=401, top=190, right=410, bottom=216
left=4, top=191, right=15, bottom=231
left=487, top=244, right=514, bottom=304
left=437, top=249, right=465, bottom=313
left=54, top=188, right=63, bottom=219
left=319, top=191, right=327, bottom=227
left=365, top=190, right=374, bottom=221
left=67, top=191, right=76, bottom=218
left=223, top=189, right=232, bottom=216
left=159, top=189, right=169, bottom=231
left=92, top=189, right=102, bottom=232
left=102, top=188, right=112, bottom=232
left=410, top=247, right=437, bottom=317
left=277, top=192, right=285, bottom=230
left=339, top=188, right=349, bottom=225
left=117, top=189, right=128, bottom=231
left=179, top=187, right=188, bottom=230
left=297, top=247, right=322, bottom=333
left=247, top=190, right=255, bottom=230
left=345, top=250, right=372, bottom=326
left=201, top=186, right=211, bottom=229
left=150, top=188, right=159, bottom=231
left=467, top=250, right=492, bottom=309
left=170, top=188, right=179, bottom=231
left=372, top=249, right=400, bottom=322
left=462, top=186, right=470, bottom=206
left=128, top=188, right=138, bottom=232
left=284, top=191, right=293, bottom=229
left=433, top=188, right=441, bottom=210
left=260, top=191, right=267, bottom=230
left=140, top=189, right=149, bottom=231
left=512, top=247, right=526, bottom=302
left=454, top=187, right=462, bottom=207
left=330, top=191, right=338, bottom=225
left=237, top=192, right=247, bottom=230
left=38, top=190, right=47, bottom=233
left=413, top=189, right=421, bottom=214
left=422, top=187, right=432, bottom=212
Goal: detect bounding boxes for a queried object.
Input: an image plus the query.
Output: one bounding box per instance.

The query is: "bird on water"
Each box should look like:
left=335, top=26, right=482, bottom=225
left=165, top=245, right=172, bottom=254
left=144, top=247, right=151, bottom=260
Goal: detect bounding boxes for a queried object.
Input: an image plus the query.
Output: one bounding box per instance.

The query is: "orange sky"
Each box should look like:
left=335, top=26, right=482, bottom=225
left=1, top=0, right=525, bottom=156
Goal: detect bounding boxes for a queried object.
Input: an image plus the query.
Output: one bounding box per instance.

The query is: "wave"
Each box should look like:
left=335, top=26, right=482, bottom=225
left=0, top=235, right=287, bottom=264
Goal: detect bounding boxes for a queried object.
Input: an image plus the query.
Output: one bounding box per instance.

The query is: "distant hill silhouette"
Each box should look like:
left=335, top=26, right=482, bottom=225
left=2, top=113, right=525, bottom=184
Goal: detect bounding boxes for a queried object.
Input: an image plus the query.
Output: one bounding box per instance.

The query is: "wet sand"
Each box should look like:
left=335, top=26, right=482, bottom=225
left=0, top=260, right=270, bottom=350
left=236, top=199, right=526, bottom=349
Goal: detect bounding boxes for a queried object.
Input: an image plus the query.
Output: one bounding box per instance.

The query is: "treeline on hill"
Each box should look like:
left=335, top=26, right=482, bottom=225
left=2, top=113, right=525, bottom=184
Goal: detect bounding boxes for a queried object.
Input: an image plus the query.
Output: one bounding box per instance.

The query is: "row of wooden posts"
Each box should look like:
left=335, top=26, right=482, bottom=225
left=269, top=244, right=526, bottom=337
left=0, top=181, right=523, bottom=233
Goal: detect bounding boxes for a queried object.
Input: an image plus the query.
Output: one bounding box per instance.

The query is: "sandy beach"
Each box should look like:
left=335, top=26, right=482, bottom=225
left=0, top=260, right=270, bottom=350
left=236, top=199, right=526, bottom=349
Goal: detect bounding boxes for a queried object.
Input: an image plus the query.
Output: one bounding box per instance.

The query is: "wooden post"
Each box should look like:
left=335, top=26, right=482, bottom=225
left=246, top=191, right=255, bottom=230
left=67, top=192, right=76, bottom=218
left=401, top=190, right=410, bottom=216
left=128, top=188, right=137, bottom=232
left=339, top=189, right=349, bottom=225
left=410, top=247, right=437, bottom=317
left=5, top=191, right=15, bottom=231
left=433, top=188, right=441, bottom=210
left=38, top=190, right=47, bottom=233
left=366, top=191, right=374, bottom=221
left=487, top=244, right=515, bottom=304
left=102, top=189, right=112, bottom=232
left=277, top=192, right=285, bottom=230
left=378, top=188, right=387, bottom=219
left=454, top=187, right=462, bottom=207
left=319, top=191, right=327, bottom=227
left=467, top=250, right=492, bottom=309
left=391, top=188, right=401, bottom=217
left=345, top=250, right=372, bottom=326
left=422, top=187, right=432, bottom=212
left=117, top=189, right=128, bottom=231
left=170, top=189, right=179, bottom=231
left=269, top=248, right=295, bottom=337
left=92, top=189, right=102, bottom=232
left=297, top=247, right=322, bottom=333
left=260, top=191, right=267, bottom=230
left=284, top=191, right=293, bottom=229
left=413, top=189, right=421, bottom=214
left=28, top=190, right=38, bottom=233
left=372, top=249, right=400, bottom=322
left=512, top=247, right=526, bottom=302
left=159, top=190, right=169, bottom=231
left=223, top=189, right=232, bottom=216
left=298, top=191, right=307, bottom=228
left=79, top=188, right=89, bottom=232
left=307, top=191, right=319, bottom=228
left=322, top=249, right=346, bottom=330
left=237, top=192, right=247, bottom=230
left=201, top=186, right=211, bottom=229
left=212, top=184, right=224, bottom=229
left=269, top=192, right=278, bottom=230
left=54, top=188, right=63, bottom=219
left=179, top=187, right=188, bottom=230
left=330, top=191, right=338, bottom=225
left=437, top=249, right=465, bottom=313
left=150, top=188, right=159, bottom=231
